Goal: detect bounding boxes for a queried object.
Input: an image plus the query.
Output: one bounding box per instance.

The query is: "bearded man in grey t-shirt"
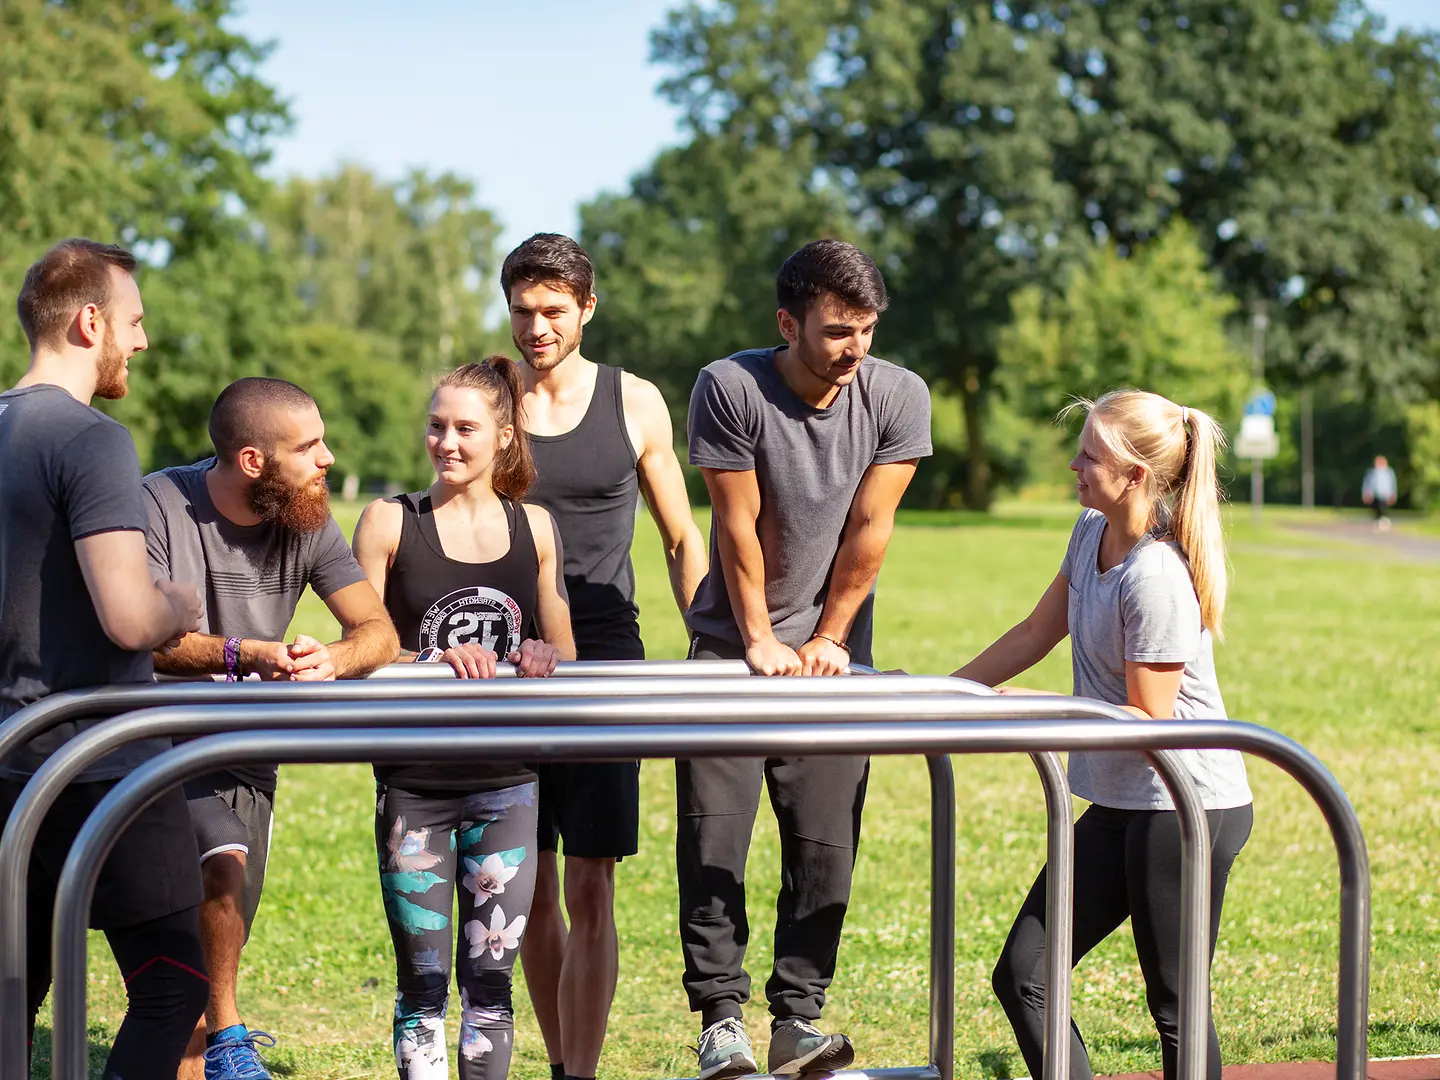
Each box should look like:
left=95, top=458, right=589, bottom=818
left=144, top=377, right=398, bottom=1080
left=680, top=240, right=932, bottom=1079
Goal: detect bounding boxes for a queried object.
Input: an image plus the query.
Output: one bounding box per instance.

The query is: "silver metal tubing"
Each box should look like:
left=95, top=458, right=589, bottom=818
left=0, top=675, right=985, bottom=1076
left=927, top=754, right=957, bottom=1080
left=1144, top=752, right=1211, bottom=1080
left=47, top=704, right=1303, bottom=1080
left=1028, top=750, right=1073, bottom=1080
left=365, top=658, right=754, bottom=679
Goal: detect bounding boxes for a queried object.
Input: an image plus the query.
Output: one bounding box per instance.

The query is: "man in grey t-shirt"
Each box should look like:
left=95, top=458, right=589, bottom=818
left=145, top=377, right=397, bottom=1080
left=680, top=240, right=931, bottom=1079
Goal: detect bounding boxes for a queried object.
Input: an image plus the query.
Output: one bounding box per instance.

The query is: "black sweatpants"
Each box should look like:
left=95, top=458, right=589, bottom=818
left=992, top=802, right=1254, bottom=1080
left=677, top=634, right=869, bottom=1027
left=0, top=779, right=208, bottom=1079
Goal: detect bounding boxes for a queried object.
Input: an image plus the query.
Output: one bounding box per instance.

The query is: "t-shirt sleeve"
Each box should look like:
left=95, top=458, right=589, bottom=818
left=56, top=421, right=147, bottom=541
left=1120, top=554, right=1202, bottom=664
left=141, top=478, right=170, bottom=580
left=306, top=517, right=368, bottom=601
left=305, top=515, right=368, bottom=601
left=688, top=365, right=757, bottom=470
left=874, top=370, right=934, bottom=464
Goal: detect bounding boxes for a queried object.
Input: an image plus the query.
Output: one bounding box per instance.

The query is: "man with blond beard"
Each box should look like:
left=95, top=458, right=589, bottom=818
left=1, top=239, right=206, bottom=1079
left=144, top=377, right=398, bottom=1080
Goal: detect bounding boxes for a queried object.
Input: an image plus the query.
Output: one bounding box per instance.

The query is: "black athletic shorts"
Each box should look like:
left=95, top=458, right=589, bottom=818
left=184, top=770, right=275, bottom=937
left=536, top=637, right=643, bottom=860
left=0, top=778, right=202, bottom=930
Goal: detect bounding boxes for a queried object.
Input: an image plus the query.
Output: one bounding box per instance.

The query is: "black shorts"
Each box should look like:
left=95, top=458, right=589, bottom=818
left=184, top=770, right=274, bottom=937
left=0, top=778, right=202, bottom=930
left=536, top=760, right=641, bottom=860
left=537, top=636, right=644, bottom=860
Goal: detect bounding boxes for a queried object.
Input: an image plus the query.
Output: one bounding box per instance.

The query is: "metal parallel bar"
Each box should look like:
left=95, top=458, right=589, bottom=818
left=926, top=754, right=957, bottom=1080
left=1028, top=751, right=1073, bottom=1080
left=46, top=710, right=1358, bottom=1080
left=663, top=1070, right=937, bottom=1080
left=1145, top=752, right=1212, bottom=1080
left=0, top=676, right=991, bottom=1077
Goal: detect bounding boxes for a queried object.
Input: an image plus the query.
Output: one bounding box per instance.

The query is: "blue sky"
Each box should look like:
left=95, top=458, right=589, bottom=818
left=229, top=0, right=1438, bottom=252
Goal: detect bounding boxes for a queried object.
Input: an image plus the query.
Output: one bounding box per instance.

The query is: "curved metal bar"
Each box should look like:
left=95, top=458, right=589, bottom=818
left=365, top=658, right=754, bottom=679
left=1028, top=750, right=1074, bottom=1080
left=927, top=754, right=957, bottom=1080
left=1145, top=752, right=1212, bottom=1080
left=48, top=713, right=1364, bottom=1080
left=0, top=675, right=988, bottom=1074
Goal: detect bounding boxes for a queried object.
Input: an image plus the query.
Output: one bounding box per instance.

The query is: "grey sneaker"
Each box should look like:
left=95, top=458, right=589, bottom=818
left=767, top=1019, right=855, bottom=1075
left=698, top=1017, right=758, bottom=1080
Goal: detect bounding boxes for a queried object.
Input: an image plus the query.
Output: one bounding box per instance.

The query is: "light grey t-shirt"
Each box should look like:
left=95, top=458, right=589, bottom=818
left=684, top=347, right=933, bottom=664
left=1061, top=508, right=1252, bottom=811
left=143, top=458, right=367, bottom=791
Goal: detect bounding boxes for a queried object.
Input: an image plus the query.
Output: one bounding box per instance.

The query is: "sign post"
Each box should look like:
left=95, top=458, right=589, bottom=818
left=1236, top=389, right=1279, bottom=525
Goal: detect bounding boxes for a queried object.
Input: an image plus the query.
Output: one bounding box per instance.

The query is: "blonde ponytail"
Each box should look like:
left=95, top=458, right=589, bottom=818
left=1171, top=406, right=1228, bottom=639
left=1067, top=389, right=1229, bottom=639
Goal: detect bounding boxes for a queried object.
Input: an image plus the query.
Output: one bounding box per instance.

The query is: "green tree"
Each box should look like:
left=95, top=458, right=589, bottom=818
left=0, top=0, right=291, bottom=464
left=265, top=166, right=508, bottom=373
left=579, top=133, right=861, bottom=420
left=653, top=0, right=1440, bottom=506
left=1001, top=222, right=1248, bottom=424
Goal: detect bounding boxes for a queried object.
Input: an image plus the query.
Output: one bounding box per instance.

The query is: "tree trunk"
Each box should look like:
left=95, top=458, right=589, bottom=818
left=960, top=365, right=992, bottom=511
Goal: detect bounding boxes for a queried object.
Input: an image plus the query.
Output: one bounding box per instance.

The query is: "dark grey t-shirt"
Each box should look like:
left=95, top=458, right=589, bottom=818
left=684, top=348, right=932, bottom=664
left=143, top=458, right=367, bottom=790
left=0, top=385, right=162, bottom=781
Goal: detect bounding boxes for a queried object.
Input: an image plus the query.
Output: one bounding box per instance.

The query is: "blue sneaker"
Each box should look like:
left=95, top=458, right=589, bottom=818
left=203, top=1028, right=276, bottom=1080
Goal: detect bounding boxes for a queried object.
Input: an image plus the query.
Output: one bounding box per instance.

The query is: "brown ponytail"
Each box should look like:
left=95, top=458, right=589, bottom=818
left=434, top=356, right=536, bottom=500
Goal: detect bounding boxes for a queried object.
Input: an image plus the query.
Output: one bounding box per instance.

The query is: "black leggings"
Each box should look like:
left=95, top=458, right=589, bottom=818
left=24, top=905, right=208, bottom=1080
left=992, top=802, right=1253, bottom=1080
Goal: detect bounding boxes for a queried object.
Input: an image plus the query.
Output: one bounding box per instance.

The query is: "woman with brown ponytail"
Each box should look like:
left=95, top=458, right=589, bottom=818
left=951, top=389, right=1252, bottom=1080
left=353, top=356, right=575, bottom=1080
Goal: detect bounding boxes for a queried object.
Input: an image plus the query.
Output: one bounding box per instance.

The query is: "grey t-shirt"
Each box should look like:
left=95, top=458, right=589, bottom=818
left=684, top=347, right=933, bottom=664
left=143, top=458, right=367, bottom=790
left=0, top=385, right=163, bottom=781
left=1061, top=508, right=1252, bottom=811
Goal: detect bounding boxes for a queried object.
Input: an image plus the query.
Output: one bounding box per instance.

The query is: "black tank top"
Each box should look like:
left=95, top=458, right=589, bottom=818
left=527, top=364, right=644, bottom=659
left=376, top=492, right=538, bottom=791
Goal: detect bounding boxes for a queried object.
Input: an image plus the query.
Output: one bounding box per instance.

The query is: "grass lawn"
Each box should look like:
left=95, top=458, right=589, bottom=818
left=41, top=503, right=1440, bottom=1078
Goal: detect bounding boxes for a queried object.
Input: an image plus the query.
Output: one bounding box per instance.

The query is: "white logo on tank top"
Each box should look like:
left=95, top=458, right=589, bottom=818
left=419, top=586, right=522, bottom=655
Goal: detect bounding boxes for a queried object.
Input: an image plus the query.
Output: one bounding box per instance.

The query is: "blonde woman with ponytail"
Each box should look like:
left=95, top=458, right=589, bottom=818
left=952, top=389, right=1253, bottom=1080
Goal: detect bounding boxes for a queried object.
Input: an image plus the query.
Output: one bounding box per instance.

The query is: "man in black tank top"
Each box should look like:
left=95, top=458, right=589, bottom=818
left=502, top=234, right=707, bottom=1080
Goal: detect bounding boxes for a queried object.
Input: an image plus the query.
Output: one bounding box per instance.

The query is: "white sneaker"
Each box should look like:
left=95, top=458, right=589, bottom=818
left=697, top=1017, right=758, bottom=1080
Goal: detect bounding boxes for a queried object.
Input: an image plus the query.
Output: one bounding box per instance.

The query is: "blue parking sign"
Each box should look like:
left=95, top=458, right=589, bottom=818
left=1244, top=389, right=1277, bottom=417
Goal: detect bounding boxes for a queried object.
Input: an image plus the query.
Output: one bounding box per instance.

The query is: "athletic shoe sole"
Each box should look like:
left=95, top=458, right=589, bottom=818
left=769, top=1033, right=856, bottom=1075
left=699, top=1050, right=759, bottom=1080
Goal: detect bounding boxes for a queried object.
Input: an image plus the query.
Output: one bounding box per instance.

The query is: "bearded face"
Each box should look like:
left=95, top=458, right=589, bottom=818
left=93, top=321, right=128, bottom=401
left=248, top=455, right=332, bottom=533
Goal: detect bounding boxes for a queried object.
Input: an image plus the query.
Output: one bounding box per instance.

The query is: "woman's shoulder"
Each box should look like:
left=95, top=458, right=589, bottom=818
left=1122, top=538, right=1197, bottom=597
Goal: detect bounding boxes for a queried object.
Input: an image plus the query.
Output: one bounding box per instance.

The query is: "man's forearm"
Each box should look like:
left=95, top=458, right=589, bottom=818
left=152, top=632, right=230, bottom=675
left=813, top=519, right=895, bottom=645
left=715, top=518, right=775, bottom=647
left=665, top=524, right=709, bottom=615
left=329, top=616, right=400, bottom=679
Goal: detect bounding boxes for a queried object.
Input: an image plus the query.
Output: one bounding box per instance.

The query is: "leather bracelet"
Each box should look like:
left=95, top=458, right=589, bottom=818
left=223, top=636, right=242, bottom=683
left=810, top=633, right=849, bottom=654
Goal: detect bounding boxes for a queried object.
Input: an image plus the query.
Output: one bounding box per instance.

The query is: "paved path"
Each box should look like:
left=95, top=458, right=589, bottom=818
left=1283, top=520, right=1440, bottom=563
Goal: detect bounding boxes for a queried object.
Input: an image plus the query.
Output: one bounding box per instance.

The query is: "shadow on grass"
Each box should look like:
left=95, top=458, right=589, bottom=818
left=975, top=1046, right=1023, bottom=1079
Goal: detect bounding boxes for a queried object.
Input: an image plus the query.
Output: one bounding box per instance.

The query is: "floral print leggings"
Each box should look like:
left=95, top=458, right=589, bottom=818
left=375, top=781, right=538, bottom=1080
